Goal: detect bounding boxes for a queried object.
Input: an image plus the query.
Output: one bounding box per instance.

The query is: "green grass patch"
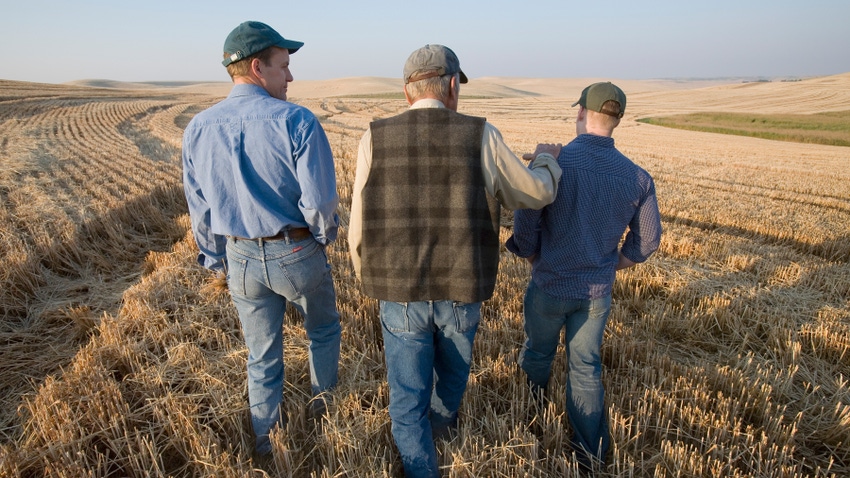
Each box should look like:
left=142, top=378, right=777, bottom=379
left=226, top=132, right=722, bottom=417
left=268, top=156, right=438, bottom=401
left=637, top=111, right=850, bottom=147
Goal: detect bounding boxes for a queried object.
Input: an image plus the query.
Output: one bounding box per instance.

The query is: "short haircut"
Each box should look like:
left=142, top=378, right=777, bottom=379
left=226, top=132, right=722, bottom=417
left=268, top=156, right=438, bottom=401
left=224, top=47, right=279, bottom=79
left=598, top=99, right=622, bottom=118
left=589, top=100, right=622, bottom=129
left=404, top=74, right=455, bottom=103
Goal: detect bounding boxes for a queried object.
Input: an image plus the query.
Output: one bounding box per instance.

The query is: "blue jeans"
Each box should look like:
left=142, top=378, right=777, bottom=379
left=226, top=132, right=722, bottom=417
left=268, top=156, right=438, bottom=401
left=518, top=281, right=612, bottom=466
left=226, top=236, right=341, bottom=455
left=380, top=300, right=481, bottom=478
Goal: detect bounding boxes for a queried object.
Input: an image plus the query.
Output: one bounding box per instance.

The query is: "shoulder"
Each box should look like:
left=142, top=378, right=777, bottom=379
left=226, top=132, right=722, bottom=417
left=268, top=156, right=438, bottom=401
left=558, top=136, right=586, bottom=162
left=183, top=103, right=224, bottom=139
left=372, top=108, right=485, bottom=127
left=453, top=109, right=485, bottom=120
left=613, top=148, right=650, bottom=176
left=253, top=96, right=316, bottom=120
left=288, top=103, right=321, bottom=127
left=452, top=110, right=486, bottom=125
left=370, top=112, right=399, bottom=128
left=416, top=108, right=487, bottom=124
left=482, top=121, right=505, bottom=141
left=612, top=151, right=655, bottom=191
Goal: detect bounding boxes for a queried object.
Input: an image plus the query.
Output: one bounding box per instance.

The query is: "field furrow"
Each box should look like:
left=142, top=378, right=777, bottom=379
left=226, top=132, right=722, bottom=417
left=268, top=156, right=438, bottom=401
left=1, top=77, right=848, bottom=477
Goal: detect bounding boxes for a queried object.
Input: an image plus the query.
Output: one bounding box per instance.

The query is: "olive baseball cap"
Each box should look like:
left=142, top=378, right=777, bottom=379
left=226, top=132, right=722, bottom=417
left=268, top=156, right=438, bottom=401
left=403, top=44, right=468, bottom=84
left=571, top=82, right=627, bottom=118
left=222, top=21, right=304, bottom=67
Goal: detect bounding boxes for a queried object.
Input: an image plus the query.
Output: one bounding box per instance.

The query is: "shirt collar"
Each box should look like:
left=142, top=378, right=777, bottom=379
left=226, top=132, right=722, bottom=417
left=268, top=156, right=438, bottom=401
left=228, top=83, right=271, bottom=99
left=410, top=98, right=446, bottom=110
left=576, top=133, right=616, bottom=148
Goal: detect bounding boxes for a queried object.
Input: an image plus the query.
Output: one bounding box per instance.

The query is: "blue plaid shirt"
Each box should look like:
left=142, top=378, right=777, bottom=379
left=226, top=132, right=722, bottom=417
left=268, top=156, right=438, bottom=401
left=182, top=84, right=339, bottom=271
left=507, top=134, right=661, bottom=300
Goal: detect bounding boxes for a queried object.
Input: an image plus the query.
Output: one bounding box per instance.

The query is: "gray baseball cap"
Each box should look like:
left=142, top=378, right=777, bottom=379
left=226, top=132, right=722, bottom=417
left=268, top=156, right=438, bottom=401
left=222, top=21, right=304, bottom=67
left=403, top=44, right=468, bottom=84
left=572, top=82, right=627, bottom=118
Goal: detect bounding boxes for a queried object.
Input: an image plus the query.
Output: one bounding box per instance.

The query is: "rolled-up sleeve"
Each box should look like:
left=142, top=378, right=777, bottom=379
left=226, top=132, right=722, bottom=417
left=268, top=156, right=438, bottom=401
left=506, top=206, right=544, bottom=259
left=620, top=178, right=662, bottom=263
left=347, top=130, right=372, bottom=279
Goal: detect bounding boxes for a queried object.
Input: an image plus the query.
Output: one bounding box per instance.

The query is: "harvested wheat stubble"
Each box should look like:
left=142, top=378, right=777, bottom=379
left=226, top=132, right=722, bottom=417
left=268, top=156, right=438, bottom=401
left=1, top=74, right=849, bottom=477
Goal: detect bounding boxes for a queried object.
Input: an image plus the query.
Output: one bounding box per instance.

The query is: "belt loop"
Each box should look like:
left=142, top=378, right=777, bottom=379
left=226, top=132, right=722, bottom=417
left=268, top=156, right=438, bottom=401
left=257, top=237, right=264, bottom=247
left=283, top=229, right=292, bottom=244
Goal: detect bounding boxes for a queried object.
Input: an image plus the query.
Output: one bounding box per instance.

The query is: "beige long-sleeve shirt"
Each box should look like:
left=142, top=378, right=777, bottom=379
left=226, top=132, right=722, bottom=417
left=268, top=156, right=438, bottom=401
left=348, top=99, right=562, bottom=278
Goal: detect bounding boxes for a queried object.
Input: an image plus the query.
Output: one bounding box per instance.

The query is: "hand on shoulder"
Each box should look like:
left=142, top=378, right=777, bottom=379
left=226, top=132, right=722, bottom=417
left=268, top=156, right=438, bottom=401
left=522, top=143, right=562, bottom=161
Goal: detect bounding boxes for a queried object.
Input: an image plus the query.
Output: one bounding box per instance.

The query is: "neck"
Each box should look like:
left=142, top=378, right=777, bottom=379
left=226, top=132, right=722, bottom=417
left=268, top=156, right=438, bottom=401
left=584, top=124, right=614, bottom=137
left=576, top=107, right=617, bottom=137
left=233, top=75, right=261, bottom=87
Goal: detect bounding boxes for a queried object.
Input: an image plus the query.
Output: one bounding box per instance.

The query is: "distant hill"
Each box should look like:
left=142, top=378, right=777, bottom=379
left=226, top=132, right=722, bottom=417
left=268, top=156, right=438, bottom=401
left=61, top=76, right=765, bottom=99
left=58, top=73, right=850, bottom=110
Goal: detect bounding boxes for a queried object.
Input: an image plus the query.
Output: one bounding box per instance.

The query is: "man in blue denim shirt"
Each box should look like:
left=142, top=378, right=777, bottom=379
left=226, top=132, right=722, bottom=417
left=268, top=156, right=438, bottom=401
left=507, top=82, right=662, bottom=472
left=182, top=21, right=341, bottom=459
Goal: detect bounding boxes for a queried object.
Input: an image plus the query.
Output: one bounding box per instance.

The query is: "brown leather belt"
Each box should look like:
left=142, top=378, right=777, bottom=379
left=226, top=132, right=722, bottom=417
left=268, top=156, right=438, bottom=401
left=231, top=227, right=312, bottom=244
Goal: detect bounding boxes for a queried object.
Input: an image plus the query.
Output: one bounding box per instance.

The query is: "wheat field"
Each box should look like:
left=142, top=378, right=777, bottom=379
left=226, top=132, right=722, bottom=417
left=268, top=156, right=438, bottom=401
left=0, top=73, right=848, bottom=477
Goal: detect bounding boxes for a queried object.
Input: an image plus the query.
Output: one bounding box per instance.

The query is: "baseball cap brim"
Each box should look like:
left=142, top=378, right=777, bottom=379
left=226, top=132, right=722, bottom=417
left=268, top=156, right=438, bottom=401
left=222, top=21, right=304, bottom=66
left=276, top=39, right=304, bottom=54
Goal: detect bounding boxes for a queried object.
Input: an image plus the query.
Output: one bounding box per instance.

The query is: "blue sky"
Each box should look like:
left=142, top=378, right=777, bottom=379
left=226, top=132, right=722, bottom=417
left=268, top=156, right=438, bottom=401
left=2, top=0, right=848, bottom=84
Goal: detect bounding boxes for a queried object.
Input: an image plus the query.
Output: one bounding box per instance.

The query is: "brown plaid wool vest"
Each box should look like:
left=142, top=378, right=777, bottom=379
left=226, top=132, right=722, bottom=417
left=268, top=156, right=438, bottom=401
left=360, top=108, right=501, bottom=303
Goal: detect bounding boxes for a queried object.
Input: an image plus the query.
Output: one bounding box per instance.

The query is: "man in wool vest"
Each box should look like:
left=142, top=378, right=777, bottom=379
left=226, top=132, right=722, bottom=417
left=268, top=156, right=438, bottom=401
left=348, top=44, right=562, bottom=478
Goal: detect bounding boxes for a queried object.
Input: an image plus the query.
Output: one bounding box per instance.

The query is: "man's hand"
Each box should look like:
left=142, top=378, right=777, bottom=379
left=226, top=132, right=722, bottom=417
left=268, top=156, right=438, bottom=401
left=522, top=143, right=562, bottom=161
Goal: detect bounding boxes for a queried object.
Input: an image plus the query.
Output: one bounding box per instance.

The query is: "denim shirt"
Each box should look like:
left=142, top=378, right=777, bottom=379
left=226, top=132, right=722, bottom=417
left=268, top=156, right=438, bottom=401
left=507, top=134, right=662, bottom=300
left=182, top=84, right=339, bottom=271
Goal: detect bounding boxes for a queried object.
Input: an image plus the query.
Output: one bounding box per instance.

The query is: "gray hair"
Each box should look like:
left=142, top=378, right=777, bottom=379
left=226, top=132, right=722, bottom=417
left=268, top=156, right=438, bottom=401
left=405, top=74, right=455, bottom=103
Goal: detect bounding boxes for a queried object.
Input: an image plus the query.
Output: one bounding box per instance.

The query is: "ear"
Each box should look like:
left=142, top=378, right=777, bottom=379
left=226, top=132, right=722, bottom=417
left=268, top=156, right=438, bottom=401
left=577, top=105, right=587, bottom=121
left=444, top=75, right=460, bottom=110
left=449, top=75, right=459, bottom=100
left=403, top=83, right=414, bottom=105
left=250, top=58, right=263, bottom=78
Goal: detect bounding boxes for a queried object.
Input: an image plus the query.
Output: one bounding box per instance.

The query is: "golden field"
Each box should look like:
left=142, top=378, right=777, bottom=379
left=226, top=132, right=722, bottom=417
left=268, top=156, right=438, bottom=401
left=0, top=73, right=848, bottom=477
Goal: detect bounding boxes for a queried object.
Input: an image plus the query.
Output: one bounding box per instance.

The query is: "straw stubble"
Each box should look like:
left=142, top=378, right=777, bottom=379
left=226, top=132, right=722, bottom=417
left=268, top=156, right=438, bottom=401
left=1, top=75, right=848, bottom=476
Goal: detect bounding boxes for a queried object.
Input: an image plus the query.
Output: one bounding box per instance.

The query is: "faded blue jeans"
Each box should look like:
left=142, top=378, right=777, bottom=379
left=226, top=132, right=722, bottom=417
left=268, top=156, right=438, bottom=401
left=380, top=300, right=481, bottom=478
left=226, top=235, right=341, bottom=455
left=518, top=280, right=611, bottom=467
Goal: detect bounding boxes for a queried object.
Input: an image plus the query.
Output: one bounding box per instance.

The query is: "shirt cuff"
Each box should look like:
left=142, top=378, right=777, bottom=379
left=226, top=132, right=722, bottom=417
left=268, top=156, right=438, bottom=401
left=530, top=152, right=556, bottom=166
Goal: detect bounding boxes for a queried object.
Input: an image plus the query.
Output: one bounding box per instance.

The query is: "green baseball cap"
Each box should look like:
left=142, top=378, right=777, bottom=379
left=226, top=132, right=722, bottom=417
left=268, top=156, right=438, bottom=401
left=222, top=21, right=304, bottom=67
left=571, top=82, right=626, bottom=118
left=403, top=44, right=468, bottom=84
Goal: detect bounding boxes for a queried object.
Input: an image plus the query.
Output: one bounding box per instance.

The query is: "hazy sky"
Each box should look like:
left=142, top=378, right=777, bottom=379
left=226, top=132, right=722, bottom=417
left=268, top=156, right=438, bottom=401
left=2, top=0, right=848, bottom=84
